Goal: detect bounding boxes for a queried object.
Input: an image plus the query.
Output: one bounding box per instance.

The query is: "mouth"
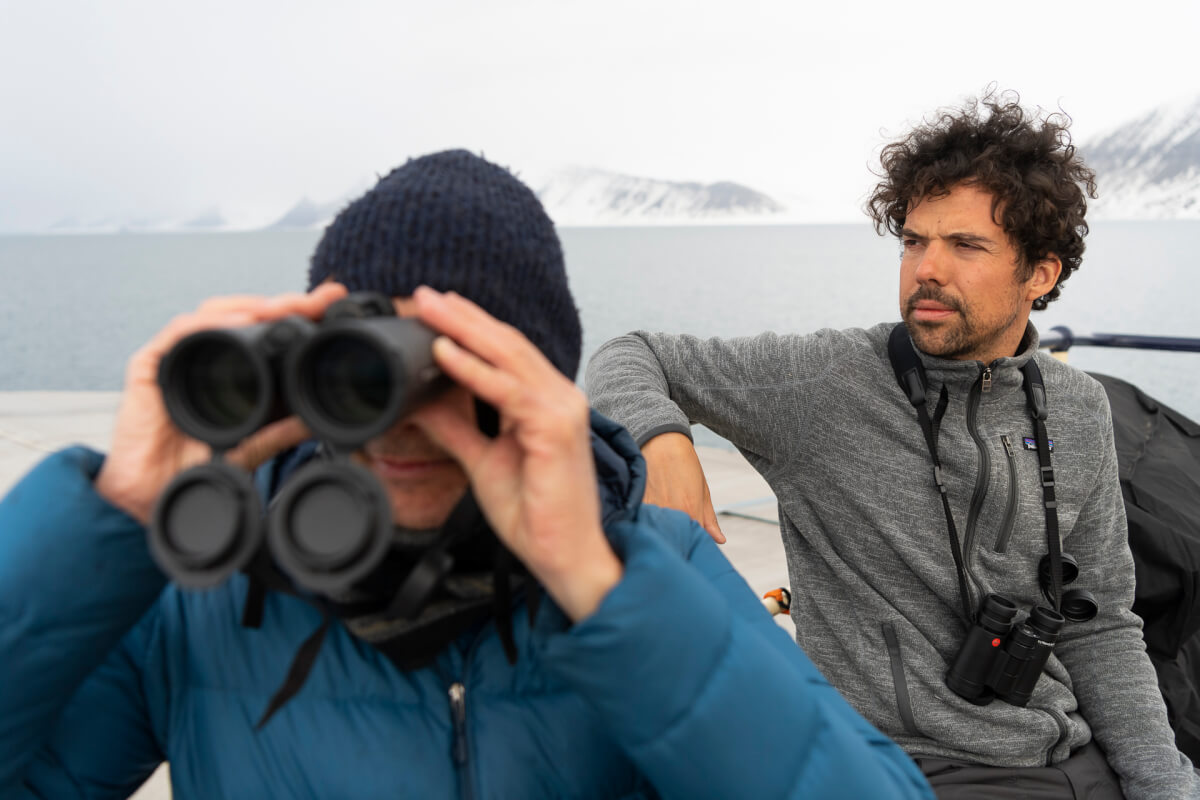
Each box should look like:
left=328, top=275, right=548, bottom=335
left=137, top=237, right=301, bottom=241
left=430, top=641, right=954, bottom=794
left=362, top=453, right=459, bottom=480
left=906, top=293, right=961, bottom=323
left=910, top=303, right=957, bottom=322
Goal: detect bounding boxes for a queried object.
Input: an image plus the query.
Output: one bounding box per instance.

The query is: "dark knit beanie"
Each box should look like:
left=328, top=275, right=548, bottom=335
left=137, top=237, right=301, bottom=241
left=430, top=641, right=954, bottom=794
left=308, top=150, right=581, bottom=378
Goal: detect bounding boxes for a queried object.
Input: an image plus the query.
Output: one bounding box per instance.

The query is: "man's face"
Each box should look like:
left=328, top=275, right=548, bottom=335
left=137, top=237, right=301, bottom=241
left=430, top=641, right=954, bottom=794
left=351, top=296, right=473, bottom=530
left=899, top=183, right=1055, bottom=365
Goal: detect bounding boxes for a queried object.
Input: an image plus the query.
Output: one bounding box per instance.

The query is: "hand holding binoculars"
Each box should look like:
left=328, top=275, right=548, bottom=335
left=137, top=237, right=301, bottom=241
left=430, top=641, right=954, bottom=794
left=149, top=292, right=451, bottom=593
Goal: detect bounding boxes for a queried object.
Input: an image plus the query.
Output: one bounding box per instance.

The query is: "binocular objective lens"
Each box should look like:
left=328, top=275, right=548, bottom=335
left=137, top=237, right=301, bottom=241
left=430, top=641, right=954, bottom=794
left=309, top=337, right=391, bottom=426
left=181, top=340, right=261, bottom=429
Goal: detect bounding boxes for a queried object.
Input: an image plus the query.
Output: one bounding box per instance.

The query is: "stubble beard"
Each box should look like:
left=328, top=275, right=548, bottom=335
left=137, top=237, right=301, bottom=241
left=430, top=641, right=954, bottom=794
left=902, top=287, right=1022, bottom=362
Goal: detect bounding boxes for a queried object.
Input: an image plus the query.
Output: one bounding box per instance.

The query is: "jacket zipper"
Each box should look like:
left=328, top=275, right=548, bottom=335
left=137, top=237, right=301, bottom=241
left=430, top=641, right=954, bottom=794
left=449, top=682, right=476, bottom=800
left=447, top=627, right=490, bottom=800
left=995, top=435, right=1018, bottom=553
left=962, top=366, right=990, bottom=605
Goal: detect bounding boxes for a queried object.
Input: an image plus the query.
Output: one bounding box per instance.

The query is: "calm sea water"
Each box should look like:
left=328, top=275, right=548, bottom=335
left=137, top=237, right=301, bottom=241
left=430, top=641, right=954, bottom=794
left=2, top=223, right=1198, bottom=435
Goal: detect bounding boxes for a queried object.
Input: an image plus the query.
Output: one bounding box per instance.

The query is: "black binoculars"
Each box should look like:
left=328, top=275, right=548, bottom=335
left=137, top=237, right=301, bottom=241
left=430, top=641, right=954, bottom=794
left=945, top=594, right=1065, bottom=707
left=149, top=292, right=451, bottom=593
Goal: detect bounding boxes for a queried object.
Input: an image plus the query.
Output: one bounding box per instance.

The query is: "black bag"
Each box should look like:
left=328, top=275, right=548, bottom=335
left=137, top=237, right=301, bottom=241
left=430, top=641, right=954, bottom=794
left=1092, top=372, right=1200, bottom=760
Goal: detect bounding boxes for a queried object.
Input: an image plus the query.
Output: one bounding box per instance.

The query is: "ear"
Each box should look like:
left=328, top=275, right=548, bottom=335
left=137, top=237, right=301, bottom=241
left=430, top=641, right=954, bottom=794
left=1024, top=254, right=1062, bottom=302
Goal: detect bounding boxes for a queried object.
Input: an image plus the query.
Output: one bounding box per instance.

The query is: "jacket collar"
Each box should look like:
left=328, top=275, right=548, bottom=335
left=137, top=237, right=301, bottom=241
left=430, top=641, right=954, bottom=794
left=914, top=322, right=1041, bottom=393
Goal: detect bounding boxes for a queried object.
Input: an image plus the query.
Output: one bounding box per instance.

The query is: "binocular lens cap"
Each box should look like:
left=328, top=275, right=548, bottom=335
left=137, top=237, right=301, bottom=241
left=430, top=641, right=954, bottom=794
left=286, top=481, right=374, bottom=568
left=1038, top=552, right=1080, bottom=586
left=149, top=463, right=263, bottom=588
left=1061, top=588, right=1100, bottom=622
left=267, top=460, right=394, bottom=594
left=163, top=481, right=241, bottom=561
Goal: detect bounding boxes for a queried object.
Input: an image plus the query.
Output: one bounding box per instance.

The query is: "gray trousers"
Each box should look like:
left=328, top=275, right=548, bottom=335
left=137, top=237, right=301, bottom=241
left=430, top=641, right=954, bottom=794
left=915, top=743, right=1124, bottom=799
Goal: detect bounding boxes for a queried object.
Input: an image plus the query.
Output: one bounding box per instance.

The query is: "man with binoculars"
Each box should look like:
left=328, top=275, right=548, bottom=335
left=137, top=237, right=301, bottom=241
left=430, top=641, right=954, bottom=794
left=587, top=94, right=1200, bottom=798
left=0, top=150, right=932, bottom=798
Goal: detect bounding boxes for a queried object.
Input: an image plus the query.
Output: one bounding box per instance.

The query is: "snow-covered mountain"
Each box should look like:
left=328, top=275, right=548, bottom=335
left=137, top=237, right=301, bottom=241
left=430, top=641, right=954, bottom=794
left=267, top=197, right=347, bottom=230
left=529, top=166, right=786, bottom=225
left=43, top=208, right=229, bottom=234
left=251, top=167, right=788, bottom=231
left=1084, top=93, right=1200, bottom=219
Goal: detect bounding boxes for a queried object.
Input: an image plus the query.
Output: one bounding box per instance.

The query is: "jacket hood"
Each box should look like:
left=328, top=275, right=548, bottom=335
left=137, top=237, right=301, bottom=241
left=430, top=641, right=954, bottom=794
left=589, top=409, right=647, bottom=526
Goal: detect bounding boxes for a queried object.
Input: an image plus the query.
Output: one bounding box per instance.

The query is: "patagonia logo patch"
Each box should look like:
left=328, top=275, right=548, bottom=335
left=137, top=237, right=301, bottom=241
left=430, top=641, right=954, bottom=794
left=1023, top=437, right=1054, bottom=452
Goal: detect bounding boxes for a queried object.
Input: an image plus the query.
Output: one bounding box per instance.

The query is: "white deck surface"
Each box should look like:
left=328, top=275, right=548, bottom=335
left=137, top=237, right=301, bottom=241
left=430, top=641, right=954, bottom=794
left=0, top=392, right=791, bottom=799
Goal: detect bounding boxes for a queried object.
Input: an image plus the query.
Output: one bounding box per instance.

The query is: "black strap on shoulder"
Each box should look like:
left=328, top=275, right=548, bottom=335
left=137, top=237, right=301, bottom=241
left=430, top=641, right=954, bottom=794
left=1021, top=359, right=1063, bottom=613
left=889, top=325, right=929, bottom=409
left=888, top=325, right=974, bottom=623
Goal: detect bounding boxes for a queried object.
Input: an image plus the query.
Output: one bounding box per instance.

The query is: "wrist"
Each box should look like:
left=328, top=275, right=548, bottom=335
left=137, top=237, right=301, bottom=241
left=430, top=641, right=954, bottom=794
left=94, top=462, right=152, bottom=524
left=537, top=535, right=624, bottom=622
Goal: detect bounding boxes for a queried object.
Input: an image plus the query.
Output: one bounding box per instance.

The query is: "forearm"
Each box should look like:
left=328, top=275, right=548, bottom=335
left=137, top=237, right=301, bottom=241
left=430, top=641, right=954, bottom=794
left=585, top=333, right=692, bottom=445
left=1059, top=621, right=1198, bottom=798
left=0, top=448, right=166, bottom=785
left=594, top=330, right=812, bottom=458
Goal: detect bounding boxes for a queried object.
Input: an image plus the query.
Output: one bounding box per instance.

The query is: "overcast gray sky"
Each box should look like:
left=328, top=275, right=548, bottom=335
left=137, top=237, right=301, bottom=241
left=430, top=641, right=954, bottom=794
left=2, top=0, right=1198, bottom=231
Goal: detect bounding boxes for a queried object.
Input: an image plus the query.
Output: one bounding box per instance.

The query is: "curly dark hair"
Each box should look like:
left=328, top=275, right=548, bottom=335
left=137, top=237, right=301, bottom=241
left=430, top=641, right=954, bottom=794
left=865, top=90, right=1098, bottom=310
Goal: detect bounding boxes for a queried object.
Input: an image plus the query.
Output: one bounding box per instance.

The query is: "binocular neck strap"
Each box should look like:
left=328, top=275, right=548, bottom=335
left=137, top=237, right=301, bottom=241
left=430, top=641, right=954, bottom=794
left=1021, top=359, right=1063, bottom=613
left=888, top=325, right=974, bottom=623
left=385, top=492, right=490, bottom=620
left=256, top=612, right=333, bottom=730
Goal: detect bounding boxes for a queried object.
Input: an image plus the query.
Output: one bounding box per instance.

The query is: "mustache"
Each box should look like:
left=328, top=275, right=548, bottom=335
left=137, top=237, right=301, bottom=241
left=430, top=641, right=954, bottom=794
left=905, top=286, right=965, bottom=316
left=360, top=434, right=451, bottom=462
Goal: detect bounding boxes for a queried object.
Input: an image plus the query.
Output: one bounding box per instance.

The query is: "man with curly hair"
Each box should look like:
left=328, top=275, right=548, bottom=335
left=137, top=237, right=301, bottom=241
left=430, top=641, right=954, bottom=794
left=586, top=92, right=1200, bottom=798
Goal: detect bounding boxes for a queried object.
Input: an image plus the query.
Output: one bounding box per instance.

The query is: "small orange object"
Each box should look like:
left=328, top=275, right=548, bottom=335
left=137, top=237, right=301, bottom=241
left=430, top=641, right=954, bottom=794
left=761, top=587, right=791, bottom=615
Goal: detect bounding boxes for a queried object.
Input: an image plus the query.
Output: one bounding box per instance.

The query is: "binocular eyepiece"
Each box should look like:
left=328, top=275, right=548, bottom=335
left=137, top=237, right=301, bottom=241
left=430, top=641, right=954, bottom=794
left=945, top=594, right=1065, bottom=707
left=150, top=292, right=452, bottom=591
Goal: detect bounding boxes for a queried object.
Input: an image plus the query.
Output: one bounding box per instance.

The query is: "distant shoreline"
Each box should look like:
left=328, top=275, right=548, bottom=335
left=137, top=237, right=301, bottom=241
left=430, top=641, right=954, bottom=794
left=5, top=217, right=1200, bottom=238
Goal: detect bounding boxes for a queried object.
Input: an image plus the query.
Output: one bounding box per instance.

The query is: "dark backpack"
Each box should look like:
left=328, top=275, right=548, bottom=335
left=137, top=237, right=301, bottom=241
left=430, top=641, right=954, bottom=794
left=1092, top=372, right=1200, bottom=760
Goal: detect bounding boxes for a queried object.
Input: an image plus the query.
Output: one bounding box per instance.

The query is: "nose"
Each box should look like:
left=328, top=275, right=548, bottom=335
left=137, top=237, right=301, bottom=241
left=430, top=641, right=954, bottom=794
left=913, top=241, right=947, bottom=285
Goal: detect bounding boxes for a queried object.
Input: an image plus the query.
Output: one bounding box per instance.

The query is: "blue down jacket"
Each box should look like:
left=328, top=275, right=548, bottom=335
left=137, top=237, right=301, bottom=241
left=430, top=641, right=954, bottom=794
left=0, top=412, right=931, bottom=799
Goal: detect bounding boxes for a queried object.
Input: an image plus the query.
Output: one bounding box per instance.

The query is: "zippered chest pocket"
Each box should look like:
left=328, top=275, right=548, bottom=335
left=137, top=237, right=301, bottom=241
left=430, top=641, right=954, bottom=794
left=994, top=434, right=1020, bottom=553
left=992, top=432, right=1059, bottom=556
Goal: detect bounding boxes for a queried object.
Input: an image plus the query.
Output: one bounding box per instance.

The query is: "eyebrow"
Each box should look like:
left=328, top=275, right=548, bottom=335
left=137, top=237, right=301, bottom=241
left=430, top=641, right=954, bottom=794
left=900, top=227, right=998, bottom=248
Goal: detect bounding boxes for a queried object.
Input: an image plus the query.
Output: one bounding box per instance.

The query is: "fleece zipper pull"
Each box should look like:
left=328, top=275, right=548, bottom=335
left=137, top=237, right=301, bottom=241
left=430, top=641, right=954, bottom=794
left=981, top=366, right=993, bottom=394
left=449, top=682, right=469, bottom=765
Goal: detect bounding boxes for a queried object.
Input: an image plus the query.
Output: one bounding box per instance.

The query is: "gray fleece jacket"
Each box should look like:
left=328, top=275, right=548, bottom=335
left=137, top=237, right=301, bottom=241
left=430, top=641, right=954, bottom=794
left=586, top=321, right=1199, bottom=799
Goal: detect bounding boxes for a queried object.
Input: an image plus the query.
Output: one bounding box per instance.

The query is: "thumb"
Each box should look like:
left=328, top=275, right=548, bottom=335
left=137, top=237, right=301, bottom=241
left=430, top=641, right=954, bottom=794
left=701, top=491, right=727, bottom=544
